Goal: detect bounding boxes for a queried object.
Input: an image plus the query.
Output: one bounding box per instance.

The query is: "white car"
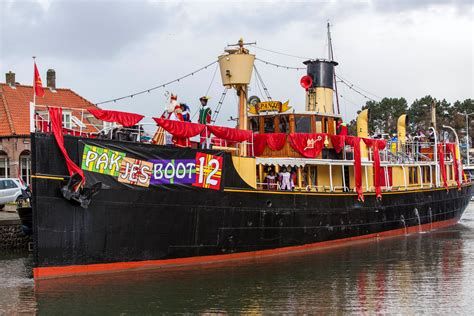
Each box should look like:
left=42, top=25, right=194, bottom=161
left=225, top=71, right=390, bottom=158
left=0, top=178, right=27, bottom=209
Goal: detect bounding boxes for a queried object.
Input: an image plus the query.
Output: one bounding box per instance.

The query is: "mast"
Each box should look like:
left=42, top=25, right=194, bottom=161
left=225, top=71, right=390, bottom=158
left=327, top=22, right=341, bottom=115
left=218, top=38, right=255, bottom=155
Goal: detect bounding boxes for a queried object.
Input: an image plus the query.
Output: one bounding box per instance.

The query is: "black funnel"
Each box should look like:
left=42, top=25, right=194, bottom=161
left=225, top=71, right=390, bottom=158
left=303, top=59, right=338, bottom=89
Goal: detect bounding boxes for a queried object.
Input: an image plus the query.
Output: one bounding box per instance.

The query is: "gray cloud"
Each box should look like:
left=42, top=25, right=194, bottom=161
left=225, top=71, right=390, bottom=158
left=1, top=0, right=171, bottom=60
left=372, top=0, right=473, bottom=12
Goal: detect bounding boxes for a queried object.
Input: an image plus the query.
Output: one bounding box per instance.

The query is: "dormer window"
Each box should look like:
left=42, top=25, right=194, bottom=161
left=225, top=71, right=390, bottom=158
left=62, top=111, right=72, bottom=129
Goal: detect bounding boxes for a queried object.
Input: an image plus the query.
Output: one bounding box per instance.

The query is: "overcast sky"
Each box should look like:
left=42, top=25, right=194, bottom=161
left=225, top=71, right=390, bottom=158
left=0, top=0, right=472, bottom=127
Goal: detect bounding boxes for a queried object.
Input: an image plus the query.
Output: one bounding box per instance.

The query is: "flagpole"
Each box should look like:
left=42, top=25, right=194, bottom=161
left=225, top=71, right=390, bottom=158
left=32, top=56, right=36, bottom=106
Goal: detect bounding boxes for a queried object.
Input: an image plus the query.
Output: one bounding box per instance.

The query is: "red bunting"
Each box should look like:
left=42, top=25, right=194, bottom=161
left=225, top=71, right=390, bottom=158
left=49, top=107, right=85, bottom=188
left=207, top=125, right=253, bottom=142
left=288, top=133, right=325, bottom=158
left=329, top=134, right=346, bottom=154
left=438, top=143, right=448, bottom=189
left=346, top=136, right=363, bottom=201
left=153, top=118, right=205, bottom=138
left=253, top=134, right=268, bottom=156
left=363, top=138, right=387, bottom=199
left=266, top=133, right=287, bottom=151
left=89, top=108, right=144, bottom=127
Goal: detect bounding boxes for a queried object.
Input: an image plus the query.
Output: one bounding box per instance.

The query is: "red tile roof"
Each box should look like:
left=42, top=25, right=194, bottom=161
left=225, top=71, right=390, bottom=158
left=0, top=83, right=99, bottom=137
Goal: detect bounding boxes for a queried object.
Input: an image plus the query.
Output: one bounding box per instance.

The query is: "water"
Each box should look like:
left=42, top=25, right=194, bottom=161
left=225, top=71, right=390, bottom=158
left=2, top=205, right=474, bottom=315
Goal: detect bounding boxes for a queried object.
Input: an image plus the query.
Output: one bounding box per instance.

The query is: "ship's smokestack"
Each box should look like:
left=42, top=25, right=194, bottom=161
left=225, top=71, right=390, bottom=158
left=302, top=59, right=338, bottom=114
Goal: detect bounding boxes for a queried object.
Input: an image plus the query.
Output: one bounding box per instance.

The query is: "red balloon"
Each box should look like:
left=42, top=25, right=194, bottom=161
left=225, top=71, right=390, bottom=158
left=300, top=75, right=313, bottom=90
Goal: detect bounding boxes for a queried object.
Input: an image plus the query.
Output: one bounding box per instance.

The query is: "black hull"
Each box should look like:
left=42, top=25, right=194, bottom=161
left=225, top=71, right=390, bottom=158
left=31, top=134, right=472, bottom=275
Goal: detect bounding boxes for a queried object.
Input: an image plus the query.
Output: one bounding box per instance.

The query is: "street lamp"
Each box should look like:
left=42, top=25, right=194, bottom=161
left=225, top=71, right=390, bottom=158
left=465, top=112, right=474, bottom=166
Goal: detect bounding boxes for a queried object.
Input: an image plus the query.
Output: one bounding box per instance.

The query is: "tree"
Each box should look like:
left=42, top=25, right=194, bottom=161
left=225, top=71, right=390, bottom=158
left=358, top=97, right=408, bottom=135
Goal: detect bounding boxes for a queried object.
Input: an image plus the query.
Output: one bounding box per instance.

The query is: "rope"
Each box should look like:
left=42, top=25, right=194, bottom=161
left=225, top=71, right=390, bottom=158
left=211, top=88, right=229, bottom=123
left=250, top=44, right=311, bottom=60
left=95, top=60, right=218, bottom=105
left=336, top=75, right=379, bottom=102
left=255, top=57, right=306, bottom=71
left=253, top=65, right=272, bottom=100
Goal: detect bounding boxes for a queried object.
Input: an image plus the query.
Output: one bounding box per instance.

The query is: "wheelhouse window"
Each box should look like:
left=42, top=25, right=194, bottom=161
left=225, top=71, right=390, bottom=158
left=249, top=117, right=259, bottom=132
left=264, top=117, right=275, bottom=133
left=20, top=151, right=31, bottom=185
left=295, top=115, right=312, bottom=133
left=0, top=151, right=8, bottom=178
left=279, top=115, right=289, bottom=133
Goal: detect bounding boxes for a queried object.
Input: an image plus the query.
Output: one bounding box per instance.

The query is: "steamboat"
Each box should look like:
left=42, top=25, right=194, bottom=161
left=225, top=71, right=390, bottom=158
left=30, top=38, right=471, bottom=280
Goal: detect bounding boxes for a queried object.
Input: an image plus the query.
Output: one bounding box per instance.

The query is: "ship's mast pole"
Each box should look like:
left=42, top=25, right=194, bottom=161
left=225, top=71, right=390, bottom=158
left=327, top=22, right=340, bottom=115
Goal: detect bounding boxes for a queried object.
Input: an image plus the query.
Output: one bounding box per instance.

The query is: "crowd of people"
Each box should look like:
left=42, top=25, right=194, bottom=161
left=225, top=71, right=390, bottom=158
left=263, top=166, right=301, bottom=191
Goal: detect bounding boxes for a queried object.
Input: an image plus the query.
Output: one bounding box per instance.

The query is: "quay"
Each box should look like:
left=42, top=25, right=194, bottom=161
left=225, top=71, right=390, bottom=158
left=0, top=206, right=30, bottom=251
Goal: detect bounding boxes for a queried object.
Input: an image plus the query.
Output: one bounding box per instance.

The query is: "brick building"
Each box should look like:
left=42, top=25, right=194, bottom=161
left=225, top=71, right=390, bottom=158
left=0, top=70, right=101, bottom=184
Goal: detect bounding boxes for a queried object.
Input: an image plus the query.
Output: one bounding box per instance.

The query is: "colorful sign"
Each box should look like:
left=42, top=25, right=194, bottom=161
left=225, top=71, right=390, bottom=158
left=81, top=145, right=222, bottom=190
left=81, top=145, right=125, bottom=176
left=248, top=100, right=291, bottom=114
left=118, top=157, right=153, bottom=187
left=149, top=159, right=196, bottom=185
left=193, top=152, right=223, bottom=190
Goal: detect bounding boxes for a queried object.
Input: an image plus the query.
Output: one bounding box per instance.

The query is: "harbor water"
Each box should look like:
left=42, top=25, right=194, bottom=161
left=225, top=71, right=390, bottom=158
left=1, top=204, right=474, bottom=314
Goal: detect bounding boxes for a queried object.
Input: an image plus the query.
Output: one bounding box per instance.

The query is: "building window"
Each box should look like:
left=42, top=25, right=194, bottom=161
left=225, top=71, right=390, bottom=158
left=19, top=151, right=31, bottom=185
left=0, top=151, right=8, bottom=178
left=62, top=112, right=72, bottom=129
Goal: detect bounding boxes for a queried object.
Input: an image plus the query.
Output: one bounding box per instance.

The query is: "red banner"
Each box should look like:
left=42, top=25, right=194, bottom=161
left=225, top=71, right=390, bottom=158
left=446, top=143, right=461, bottom=188
left=346, top=136, right=363, bottom=201
left=289, top=133, right=325, bottom=158
left=89, top=108, right=144, bottom=127
left=49, top=107, right=85, bottom=188
left=363, top=138, right=387, bottom=199
left=438, top=143, right=448, bottom=189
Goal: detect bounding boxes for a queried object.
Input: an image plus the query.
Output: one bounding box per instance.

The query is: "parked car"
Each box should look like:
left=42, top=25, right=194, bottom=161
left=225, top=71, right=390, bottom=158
left=0, top=178, right=28, bottom=210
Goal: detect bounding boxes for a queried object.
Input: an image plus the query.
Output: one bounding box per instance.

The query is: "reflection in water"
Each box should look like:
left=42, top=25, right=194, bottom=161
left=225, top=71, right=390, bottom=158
left=1, top=206, right=474, bottom=314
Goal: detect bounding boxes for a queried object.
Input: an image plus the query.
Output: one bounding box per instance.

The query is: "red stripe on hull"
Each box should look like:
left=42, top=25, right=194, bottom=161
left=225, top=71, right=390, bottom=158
left=33, top=217, right=459, bottom=280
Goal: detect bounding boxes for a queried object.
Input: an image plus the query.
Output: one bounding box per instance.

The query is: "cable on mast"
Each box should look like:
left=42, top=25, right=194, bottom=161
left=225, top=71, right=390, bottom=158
left=253, top=65, right=272, bottom=100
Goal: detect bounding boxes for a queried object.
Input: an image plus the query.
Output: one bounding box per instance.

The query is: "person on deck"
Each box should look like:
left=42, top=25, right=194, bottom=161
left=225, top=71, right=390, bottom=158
left=181, top=103, right=191, bottom=122
left=198, top=96, right=212, bottom=148
left=265, top=170, right=277, bottom=191
left=336, top=119, right=348, bottom=136
left=279, top=167, right=292, bottom=191
left=170, top=105, right=189, bottom=147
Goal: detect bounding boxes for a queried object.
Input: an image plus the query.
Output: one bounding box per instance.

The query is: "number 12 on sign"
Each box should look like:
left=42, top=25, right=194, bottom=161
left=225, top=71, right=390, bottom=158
left=193, top=152, right=223, bottom=190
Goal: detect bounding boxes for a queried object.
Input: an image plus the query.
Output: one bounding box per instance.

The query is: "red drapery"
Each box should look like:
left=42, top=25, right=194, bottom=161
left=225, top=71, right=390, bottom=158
left=89, top=108, right=144, bottom=127
left=266, top=133, right=287, bottom=151
left=253, top=134, right=267, bottom=156
left=207, top=125, right=253, bottom=142
left=438, top=143, right=448, bottom=189
left=253, top=133, right=287, bottom=156
left=49, top=107, right=85, bottom=188
left=288, top=133, right=325, bottom=158
left=153, top=118, right=205, bottom=137
left=446, top=143, right=461, bottom=188
left=346, top=136, right=363, bottom=201
left=329, top=134, right=346, bottom=154
left=363, top=138, right=387, bottom=199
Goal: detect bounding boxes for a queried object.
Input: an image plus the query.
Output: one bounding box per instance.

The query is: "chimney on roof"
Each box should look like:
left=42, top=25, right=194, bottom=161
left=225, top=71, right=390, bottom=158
left=47, top=69, right=56, bottom=90
left=5, top=71, right=15, bottom=86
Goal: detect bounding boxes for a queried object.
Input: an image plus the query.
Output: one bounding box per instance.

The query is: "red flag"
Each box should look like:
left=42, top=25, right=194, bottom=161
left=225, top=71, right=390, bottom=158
left=34, top=62, right=45, bottom=97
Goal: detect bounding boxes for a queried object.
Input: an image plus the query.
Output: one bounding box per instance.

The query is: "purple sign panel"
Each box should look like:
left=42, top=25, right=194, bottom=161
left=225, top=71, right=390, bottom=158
left=149, top=159, right=196, bottom=185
